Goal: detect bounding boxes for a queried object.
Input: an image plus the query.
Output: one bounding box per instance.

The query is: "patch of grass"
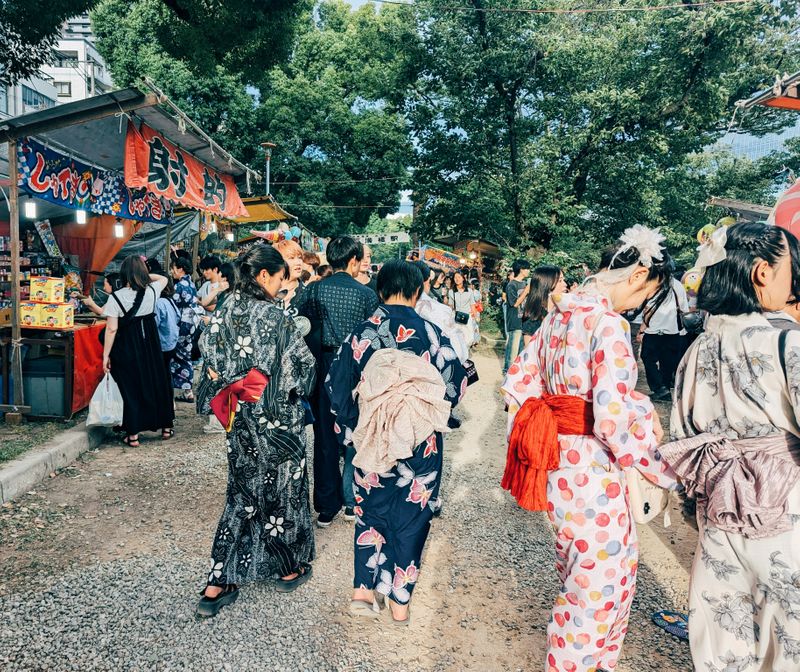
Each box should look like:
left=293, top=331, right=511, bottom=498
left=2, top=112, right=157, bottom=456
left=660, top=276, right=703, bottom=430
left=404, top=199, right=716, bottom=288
left=0, top=412, right=85, bottom=464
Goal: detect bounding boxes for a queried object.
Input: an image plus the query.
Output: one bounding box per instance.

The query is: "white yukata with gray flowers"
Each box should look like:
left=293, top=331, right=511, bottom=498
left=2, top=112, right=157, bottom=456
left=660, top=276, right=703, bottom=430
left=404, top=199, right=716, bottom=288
left=671, top=313, right=800, bottom=672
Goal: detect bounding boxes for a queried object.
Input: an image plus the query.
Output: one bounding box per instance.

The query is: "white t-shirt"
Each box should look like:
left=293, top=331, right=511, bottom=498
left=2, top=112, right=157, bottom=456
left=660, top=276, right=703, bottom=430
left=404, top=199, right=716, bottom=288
left=643, top=277, right=689, bottom=335
left=197, top=280, right=217, bottom=300
left=103, top=278, right=167, bottom=318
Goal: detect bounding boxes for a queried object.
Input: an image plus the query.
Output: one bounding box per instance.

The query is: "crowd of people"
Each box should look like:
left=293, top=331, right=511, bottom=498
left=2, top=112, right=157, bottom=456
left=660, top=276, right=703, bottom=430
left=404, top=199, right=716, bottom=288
left=91, top=237, right=473, bottom=625
left=91, top=219, right=800, bottom=670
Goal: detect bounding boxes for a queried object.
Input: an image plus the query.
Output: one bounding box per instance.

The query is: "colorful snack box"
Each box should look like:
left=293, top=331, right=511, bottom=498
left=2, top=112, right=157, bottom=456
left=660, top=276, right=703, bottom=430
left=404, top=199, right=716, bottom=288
left=20, top=302, right=41, bottom=327
left=39, top=303, right=74, bottom=329
left=30, top=276, right=65, bottom=303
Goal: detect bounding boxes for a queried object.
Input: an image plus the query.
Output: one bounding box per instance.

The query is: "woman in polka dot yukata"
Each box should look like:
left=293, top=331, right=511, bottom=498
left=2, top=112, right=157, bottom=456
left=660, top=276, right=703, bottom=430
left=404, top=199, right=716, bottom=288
left=502, top=225, right=678, bottom=672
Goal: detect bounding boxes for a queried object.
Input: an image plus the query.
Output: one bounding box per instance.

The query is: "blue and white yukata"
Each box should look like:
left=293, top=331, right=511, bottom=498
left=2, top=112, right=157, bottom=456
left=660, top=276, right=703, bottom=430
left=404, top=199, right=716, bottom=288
left=326, top=304, right=467, bottom=604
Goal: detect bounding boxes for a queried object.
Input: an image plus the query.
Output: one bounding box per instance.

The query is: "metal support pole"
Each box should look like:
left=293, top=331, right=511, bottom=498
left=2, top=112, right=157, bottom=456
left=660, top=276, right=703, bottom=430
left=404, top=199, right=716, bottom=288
left=9, top=138, right=24, bottom=411
left=261, top=142, right=276, bottom=196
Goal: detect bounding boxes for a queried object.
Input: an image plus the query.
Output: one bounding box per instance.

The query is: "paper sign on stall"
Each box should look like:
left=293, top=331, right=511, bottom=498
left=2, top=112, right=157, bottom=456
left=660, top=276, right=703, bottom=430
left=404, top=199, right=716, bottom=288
left=124, top=122, right=249, bottom=219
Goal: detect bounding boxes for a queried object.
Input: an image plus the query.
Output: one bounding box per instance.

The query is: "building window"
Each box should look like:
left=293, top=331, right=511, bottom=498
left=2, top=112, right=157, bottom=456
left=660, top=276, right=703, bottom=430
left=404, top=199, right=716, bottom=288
left=21, top=85, right=56, bottom=111
left=55, top=51, right=79, bottom=68
left=54, top=81, right=72, bottom=97
left=0, top=86, right=7, bottom=114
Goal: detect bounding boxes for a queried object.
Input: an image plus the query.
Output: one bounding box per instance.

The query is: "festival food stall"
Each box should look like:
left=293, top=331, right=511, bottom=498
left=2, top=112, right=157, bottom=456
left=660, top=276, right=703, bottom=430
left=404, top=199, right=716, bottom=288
left=0, top=85, right=258, bottom=420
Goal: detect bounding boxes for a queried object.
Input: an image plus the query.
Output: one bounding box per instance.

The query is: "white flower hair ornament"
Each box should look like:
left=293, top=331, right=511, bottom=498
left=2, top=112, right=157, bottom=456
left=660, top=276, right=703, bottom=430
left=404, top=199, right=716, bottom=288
left=695, top=225, right=728, bottom=270
left=612, top=225, right=666, bottom=269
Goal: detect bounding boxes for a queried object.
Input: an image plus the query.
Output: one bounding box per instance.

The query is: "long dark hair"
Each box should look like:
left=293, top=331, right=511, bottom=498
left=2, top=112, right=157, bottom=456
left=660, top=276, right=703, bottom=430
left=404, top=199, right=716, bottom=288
left=522, top=265, right=562, bottom=322
left=698, top=222, right=795, bottom=316
left=119, top=255, right=151, bottom=292
left=236, top=244, right=286, bottom=300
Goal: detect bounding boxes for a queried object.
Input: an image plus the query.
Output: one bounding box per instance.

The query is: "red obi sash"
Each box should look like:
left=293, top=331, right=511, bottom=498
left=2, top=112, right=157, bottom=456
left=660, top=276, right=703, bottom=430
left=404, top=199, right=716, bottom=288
left=502, top=394, right=594, bottom=511
left=210, top=369, right=269, bottom=432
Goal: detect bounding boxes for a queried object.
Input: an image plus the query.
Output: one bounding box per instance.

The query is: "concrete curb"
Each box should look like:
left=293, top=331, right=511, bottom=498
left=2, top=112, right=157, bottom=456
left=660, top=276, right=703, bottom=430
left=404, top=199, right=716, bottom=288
left=0, top=423, right=109, bottom=504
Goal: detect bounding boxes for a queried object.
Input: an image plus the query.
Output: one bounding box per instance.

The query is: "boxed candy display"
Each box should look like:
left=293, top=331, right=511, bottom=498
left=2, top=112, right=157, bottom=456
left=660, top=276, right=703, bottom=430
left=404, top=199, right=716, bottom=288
left=39, top=303, right=74, bottom=329
left=20, top=302, right=41, bottom=327
left=30, top=276, right=65, bottom=303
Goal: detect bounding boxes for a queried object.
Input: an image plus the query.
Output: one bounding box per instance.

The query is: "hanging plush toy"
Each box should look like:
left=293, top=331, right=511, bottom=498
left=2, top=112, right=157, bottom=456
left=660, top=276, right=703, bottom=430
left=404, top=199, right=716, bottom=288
left=682, top=268, right=702, bottom=309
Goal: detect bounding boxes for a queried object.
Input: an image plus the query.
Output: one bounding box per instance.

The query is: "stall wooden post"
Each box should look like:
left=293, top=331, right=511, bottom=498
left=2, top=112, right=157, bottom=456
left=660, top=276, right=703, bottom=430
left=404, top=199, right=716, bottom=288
left=163, top=223, right=172, bottom=270
left=7, top=137, right=26, bottom=421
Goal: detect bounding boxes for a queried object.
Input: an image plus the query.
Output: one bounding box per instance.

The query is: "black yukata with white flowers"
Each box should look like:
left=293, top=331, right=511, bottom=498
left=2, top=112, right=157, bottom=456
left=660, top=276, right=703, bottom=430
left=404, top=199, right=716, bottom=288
left=198, top=292, right=317, bottom=586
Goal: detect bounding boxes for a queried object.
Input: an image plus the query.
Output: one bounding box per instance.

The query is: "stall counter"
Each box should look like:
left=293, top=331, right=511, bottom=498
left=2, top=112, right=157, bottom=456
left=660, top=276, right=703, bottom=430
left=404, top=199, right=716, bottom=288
left=1, top=320, right=105, bottom=419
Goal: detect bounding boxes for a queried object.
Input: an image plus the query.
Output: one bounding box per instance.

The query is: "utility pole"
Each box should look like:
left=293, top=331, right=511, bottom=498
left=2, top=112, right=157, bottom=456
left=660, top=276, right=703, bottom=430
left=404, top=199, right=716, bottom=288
left=260, top=142, right=276, bottom=196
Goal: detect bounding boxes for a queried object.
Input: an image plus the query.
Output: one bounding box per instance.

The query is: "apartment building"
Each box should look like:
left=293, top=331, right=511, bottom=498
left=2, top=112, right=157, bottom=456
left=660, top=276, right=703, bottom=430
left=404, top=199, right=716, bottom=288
left=41, top=13, right=114, bottom=104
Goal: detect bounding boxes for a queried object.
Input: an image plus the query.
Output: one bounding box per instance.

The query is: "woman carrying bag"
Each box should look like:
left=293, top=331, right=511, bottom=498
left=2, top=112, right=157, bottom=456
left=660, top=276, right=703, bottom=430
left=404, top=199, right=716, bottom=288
left=102, top=255, right=175, bottom=446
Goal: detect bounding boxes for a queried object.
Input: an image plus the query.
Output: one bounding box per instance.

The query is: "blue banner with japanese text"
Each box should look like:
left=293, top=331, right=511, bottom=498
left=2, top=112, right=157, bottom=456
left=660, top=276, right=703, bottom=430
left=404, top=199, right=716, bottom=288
left=17, top=136, right=173, bottom=225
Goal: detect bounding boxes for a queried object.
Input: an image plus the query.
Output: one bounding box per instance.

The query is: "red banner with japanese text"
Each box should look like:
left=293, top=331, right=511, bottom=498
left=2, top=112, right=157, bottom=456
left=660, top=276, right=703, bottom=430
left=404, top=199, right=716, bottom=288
left=124, top=121, right=248, bottom=218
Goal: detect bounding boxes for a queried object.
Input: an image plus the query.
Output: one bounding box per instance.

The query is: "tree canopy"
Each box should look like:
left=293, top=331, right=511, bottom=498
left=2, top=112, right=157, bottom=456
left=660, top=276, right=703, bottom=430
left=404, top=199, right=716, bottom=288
left=1, top=0, right=96, bottom=85
left=402, top=0, right=800, bottom=255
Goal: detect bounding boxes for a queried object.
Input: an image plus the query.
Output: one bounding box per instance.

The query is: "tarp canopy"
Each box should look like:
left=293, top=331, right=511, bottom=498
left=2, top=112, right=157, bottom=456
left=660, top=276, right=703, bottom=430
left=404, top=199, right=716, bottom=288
left=226, top=196, right=296, bottom=224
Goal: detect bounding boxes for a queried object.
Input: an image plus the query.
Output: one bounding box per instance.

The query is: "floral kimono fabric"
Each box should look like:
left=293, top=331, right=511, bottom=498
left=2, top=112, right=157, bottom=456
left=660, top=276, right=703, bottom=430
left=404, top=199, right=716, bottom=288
left=671, top=314, right=800, bottom=671
left=171, top=274, right=199, bottom=392
left=326, top=304, right=467, bottom=605
left=198, top=293, right=316, bottom=586
left=353, top=434, right=443, bottom=603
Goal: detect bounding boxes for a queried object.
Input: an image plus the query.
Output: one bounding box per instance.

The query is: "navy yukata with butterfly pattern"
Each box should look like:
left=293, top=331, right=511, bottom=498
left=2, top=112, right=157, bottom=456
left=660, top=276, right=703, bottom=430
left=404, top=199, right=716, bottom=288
left=326, top=304, right=467, bottom=604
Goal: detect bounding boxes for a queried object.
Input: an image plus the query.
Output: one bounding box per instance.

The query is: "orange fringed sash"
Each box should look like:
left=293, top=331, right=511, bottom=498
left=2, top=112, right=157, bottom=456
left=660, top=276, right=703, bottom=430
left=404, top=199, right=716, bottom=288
left=502, top=394, right=594, bottom=511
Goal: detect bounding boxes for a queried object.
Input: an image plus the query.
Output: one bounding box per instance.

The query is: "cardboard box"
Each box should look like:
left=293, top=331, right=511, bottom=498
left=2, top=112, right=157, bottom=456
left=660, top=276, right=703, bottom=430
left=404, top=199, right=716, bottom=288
left=0, top=307, right=11, bottom=326
left=19, top=302, right=41, bottom=327
left=39, top=303, right=74, bottom=329
left=30, top=276, right=65, bottom=303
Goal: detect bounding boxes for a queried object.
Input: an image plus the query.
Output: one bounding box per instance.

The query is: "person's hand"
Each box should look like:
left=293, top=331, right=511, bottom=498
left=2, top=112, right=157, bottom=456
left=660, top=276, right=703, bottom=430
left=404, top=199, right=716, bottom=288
left=219, top=279, right=229, bottom=292
left=103, top=353, right=111, bottom=374
left=635, top=332, right=644, bottom=344
left=653, top=412, right=664, bottom=443
left=207, top=367, right=219, bottom=381
left=82, top=296, right=97, bottom=307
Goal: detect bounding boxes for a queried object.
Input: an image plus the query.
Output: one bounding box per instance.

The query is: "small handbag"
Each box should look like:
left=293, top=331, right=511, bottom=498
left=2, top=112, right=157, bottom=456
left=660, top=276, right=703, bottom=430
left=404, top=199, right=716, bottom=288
left=625, top=468, right=670, bottom=526
left=454, top=310, right=470, bottom=325
left=463, top=359, right=479, bottom=386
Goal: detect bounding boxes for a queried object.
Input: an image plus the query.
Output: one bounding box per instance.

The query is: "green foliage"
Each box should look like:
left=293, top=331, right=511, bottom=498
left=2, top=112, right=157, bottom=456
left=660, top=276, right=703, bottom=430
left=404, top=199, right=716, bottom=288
left=260, top=2, right=414, bottom=235
left=1, top=0, right=97, bottom=85
left=403, top=0, right=800, bottom=260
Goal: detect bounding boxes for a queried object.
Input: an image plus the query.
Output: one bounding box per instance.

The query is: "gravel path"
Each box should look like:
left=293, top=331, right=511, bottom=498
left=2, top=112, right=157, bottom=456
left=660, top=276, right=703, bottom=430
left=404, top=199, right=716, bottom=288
left=0, top=347, right=693, bottom=671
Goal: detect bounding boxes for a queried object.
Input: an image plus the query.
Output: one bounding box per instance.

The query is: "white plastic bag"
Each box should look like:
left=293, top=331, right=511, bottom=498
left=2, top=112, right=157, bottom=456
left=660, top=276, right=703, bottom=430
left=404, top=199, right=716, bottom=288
left=87, top=373, right=123, bottom=427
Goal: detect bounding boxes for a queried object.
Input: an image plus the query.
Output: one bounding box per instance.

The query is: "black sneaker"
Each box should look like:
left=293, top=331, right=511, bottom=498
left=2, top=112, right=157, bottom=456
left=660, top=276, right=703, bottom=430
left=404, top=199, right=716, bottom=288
left=653, top=388, right=672, bottom=402
left=196, top=585, right=239, bottom=618
left=317, top=510, right=339, bottom=528
left=343, top=506, right=355, bottom=521
left=447, top=415, right=462, bottom=429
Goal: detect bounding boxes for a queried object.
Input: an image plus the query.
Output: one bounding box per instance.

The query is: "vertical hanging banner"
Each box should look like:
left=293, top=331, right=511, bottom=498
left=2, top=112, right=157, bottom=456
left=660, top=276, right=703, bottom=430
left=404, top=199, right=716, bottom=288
left=125, top=122, right=249, bottom=218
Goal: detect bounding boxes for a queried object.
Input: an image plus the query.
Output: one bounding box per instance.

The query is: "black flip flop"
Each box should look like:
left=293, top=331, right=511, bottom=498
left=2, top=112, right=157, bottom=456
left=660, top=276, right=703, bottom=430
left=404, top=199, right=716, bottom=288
left=196, top=585, right=239, bottom=618
left=275, top=563, right=313, bottom=593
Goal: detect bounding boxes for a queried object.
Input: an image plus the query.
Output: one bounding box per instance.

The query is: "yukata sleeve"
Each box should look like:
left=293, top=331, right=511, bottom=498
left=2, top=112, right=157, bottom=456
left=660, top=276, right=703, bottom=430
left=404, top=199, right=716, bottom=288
left=325, top=330, right=362, bottom=446
left=501, top=330, right=545, bottom=438
left=280, top=317, right=316, bottom=398
left=591, top=313, right=677, bottom=490
left=436, top=329, right=468, bottom=407
left=196, top=306, right=228, bottom=415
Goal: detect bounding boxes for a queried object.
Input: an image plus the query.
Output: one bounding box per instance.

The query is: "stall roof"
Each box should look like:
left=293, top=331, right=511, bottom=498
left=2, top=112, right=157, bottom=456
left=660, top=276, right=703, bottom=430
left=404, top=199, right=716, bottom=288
left=0, top=84, right=259, bottom=180
left=708, top=197, right=772, bottom=222
left=431, top=235, right=501, bottom=256
left=229, top=196, right=296, bottom=224
left=736, top=71, right=800, bottom=111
